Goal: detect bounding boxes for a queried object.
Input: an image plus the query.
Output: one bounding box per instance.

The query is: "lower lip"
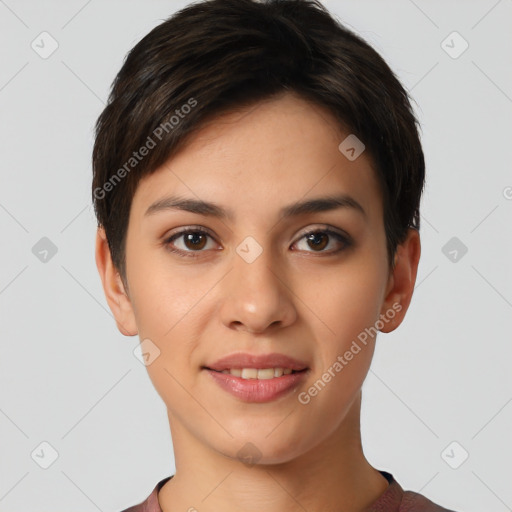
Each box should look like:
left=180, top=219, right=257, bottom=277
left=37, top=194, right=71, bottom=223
left=204, top=369, right=309, bottom=403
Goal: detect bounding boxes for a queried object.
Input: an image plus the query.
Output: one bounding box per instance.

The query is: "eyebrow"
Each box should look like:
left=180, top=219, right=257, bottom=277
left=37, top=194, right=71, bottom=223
left=144, top=193, right=367, bottom=221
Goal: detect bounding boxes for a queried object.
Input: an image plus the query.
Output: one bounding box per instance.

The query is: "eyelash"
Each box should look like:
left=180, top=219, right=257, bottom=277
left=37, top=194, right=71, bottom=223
left=163, top=225, right=352, bottom=259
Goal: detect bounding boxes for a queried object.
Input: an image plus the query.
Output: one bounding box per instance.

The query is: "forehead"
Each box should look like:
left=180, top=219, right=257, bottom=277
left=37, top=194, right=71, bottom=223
left=131, top=92, right=382, bottom=224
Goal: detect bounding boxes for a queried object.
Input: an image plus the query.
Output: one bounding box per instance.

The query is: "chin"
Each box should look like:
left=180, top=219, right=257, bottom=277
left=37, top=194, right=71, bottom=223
left=213, top=431, right=310, bottom=467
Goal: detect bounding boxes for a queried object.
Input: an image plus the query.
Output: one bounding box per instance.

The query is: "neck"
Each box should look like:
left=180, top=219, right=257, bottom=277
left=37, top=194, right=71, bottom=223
left=158, top=391, right=389, bottom=512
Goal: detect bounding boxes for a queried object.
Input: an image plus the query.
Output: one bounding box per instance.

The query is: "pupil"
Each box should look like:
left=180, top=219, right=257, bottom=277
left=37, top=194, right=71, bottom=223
left=308, top=233, right=327, bottom=251
left=186, top=233, right=206, bottom=250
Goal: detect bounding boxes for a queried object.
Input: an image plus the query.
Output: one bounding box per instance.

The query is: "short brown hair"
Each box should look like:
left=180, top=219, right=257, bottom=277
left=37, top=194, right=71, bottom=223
left=92, top=0, right=425, bottom=284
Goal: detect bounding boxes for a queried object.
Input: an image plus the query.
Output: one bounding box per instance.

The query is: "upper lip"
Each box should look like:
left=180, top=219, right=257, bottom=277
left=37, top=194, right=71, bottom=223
left=204, top=352, right=309, bottom=371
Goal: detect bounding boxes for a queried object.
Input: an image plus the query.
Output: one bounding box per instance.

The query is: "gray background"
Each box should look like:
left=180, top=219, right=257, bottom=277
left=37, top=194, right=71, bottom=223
left=1, top=0, right=511, bottom=511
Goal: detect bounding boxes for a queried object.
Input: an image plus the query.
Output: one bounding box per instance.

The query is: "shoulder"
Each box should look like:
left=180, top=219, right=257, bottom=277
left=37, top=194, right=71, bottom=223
left=118, top=476, right=173, bottom=512
left=400, top=489, right=460, bottom=512
left=369, top=470, right=461, bottom=512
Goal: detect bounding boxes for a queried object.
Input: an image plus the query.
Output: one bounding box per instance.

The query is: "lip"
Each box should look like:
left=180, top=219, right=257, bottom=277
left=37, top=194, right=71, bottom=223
left=204, top=352, right=309, bottom=372
left=204, top=368, right=309, bottom=403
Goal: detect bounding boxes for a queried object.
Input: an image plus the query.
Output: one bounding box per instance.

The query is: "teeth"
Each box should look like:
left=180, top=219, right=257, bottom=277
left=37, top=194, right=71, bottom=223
left=219, top=367, right=295, bottom=379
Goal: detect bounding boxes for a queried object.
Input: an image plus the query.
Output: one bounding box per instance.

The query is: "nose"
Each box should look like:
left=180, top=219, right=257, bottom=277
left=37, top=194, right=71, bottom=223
left=219, top=243, right=297, bottom=334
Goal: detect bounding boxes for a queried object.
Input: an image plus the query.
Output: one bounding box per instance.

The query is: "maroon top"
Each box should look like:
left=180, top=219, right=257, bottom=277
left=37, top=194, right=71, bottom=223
left=120, top=471, right=458, bottom=511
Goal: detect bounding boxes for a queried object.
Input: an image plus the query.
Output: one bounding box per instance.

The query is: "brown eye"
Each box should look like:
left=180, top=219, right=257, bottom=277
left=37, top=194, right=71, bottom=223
left=305, top=232, right=329, bottom=251
left=293, top=228, right=351, bottom=254
left=182, top=232, right=208, bottom=250
left=164, top=227, right=218, bottom=258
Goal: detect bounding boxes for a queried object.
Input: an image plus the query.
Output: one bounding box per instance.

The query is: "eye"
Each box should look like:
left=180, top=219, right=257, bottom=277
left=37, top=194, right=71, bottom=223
left=292, top=226, right=352, bottom=254
left=164, top=227, right=219, bottom=258
left=163, top=225, right=352, bottom=259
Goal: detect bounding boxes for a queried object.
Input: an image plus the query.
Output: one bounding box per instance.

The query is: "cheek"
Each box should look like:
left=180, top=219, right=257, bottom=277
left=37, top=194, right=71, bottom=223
left=127, top=255, right=215, bottom=387
left=297, top=256, right=386, bottom=404
left=128, top=248, right=208, bottom=338
left=301, top=260, right=385, bottom=342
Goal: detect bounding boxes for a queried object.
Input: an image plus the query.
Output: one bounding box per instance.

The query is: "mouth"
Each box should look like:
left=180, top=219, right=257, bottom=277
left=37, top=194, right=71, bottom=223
left=203, top=367, right=308, bottom=379
left=204, top=352, right=309, bottom=375
left=202, top=366, right=310, bottom=402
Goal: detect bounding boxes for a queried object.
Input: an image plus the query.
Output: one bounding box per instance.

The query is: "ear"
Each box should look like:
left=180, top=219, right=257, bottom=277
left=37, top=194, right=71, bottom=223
left=95, top=226, right=138, bottom=336
left=379, top=228, right=421, bottom=333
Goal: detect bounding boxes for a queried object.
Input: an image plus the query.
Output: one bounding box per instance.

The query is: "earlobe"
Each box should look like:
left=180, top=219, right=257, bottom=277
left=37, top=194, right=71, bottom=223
left=379, top=228, right=421, bottom=334
left=95, top=226, right=138, bottom=337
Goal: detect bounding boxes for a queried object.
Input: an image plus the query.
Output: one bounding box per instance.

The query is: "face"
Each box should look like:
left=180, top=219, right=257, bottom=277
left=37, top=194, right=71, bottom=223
left=97, top=92, right=420, bottom=465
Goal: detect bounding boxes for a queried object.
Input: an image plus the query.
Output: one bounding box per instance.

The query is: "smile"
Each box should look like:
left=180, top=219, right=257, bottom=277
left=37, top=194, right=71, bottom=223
left=212, top=367, right=302, bottom=379
left=204, top=367, right=309, bottom=402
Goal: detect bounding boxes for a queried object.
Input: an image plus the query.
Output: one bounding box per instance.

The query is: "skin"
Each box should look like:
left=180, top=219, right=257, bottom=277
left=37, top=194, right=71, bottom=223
left=96, top=91, right=421, bottom=512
